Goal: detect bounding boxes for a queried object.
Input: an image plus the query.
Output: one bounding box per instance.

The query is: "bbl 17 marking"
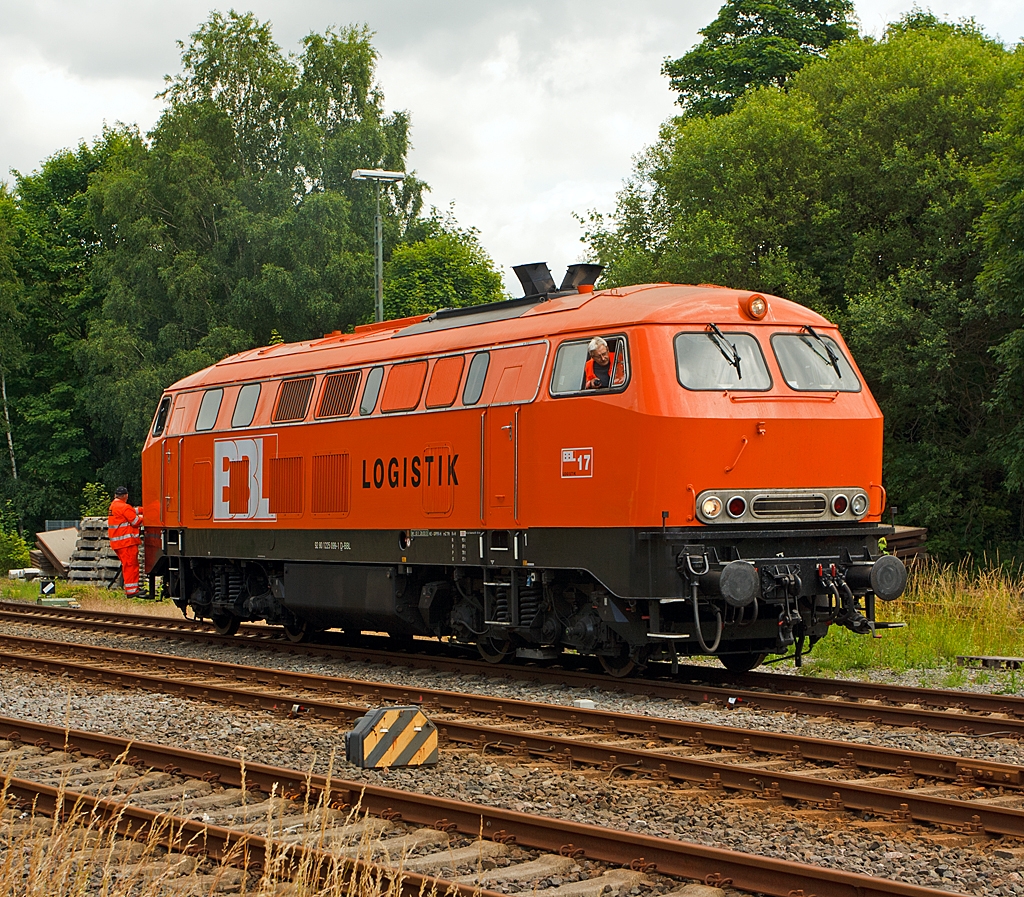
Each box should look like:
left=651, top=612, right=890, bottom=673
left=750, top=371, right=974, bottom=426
left=561, top=447, right=594, bottom=478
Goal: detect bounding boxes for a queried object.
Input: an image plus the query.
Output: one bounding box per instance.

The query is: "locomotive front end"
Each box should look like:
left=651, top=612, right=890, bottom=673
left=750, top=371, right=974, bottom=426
left=642, top=294, right=908, bottom=671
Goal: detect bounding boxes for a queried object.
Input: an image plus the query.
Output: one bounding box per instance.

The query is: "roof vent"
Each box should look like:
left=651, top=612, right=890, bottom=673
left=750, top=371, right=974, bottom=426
left=513, top=262, right=557, bottom=298
left=559, top=263, right=604, bottom=291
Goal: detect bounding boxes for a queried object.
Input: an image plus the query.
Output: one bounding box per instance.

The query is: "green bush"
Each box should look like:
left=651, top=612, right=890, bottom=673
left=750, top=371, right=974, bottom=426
left=0, top=502, right=30, bottom=573
left=80, top=482, right=111, bottom=518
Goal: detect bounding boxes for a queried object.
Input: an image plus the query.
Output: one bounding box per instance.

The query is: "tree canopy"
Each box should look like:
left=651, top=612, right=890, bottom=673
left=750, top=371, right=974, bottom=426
left=589, top=16, right=1024, bottom=559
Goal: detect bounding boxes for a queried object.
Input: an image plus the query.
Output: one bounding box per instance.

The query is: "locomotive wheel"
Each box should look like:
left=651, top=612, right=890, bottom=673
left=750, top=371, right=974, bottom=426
left=477, top=636, right=512, bottom=664
left=282, top=619, right=311, bottom=643
left=719, top=651, right=767, bottom=673
left=211, top=613, right=240, bottom=637
left=599, top=647, right=639, bottom=678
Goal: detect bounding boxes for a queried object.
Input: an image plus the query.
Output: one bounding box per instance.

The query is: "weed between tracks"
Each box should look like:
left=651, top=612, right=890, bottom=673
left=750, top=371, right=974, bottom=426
left=0, top=754, right=449, bottom=897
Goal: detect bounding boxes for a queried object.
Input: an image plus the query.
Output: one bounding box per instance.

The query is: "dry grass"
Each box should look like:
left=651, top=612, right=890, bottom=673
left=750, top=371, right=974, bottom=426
left=0, top=762, right=442, bottom=897
left=810, top=558, right=1024, bottom=673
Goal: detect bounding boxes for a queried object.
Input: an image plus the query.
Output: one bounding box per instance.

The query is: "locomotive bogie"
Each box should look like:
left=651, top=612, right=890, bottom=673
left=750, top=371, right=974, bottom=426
left=142, top=280, right=907, bottom=672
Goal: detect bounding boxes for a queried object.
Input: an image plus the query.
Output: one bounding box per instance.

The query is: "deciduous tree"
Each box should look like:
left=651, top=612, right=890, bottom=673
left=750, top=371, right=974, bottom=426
left=384, top=213, right=505, bottom=319
left=0, top=13, right=499, bottom=529
left=663, top=0, right=856, bottom=118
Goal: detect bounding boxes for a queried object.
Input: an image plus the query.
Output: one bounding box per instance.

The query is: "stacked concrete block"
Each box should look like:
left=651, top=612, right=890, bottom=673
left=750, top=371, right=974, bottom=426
left=67, top=517, right=122, bottom=586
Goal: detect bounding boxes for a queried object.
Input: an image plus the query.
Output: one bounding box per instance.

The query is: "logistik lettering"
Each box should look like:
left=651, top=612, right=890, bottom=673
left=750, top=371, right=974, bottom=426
left=361, top=454, right=459, bottom=490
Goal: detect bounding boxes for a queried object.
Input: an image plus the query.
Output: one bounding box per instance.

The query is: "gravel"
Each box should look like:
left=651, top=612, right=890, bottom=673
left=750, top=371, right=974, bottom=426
left=1, top=617, right=1023, bottom=895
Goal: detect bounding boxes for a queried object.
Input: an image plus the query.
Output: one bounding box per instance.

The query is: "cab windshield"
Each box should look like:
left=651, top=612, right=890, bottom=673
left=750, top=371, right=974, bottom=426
left=771, top=332, right=861, bottom=392
left=674, top=330, right=771, bottom=390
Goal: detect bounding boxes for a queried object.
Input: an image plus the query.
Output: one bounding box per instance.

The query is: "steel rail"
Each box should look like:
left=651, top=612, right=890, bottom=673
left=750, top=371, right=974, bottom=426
left=2, top=637, right=1022, bottom=836
left=690, top=663, right=1024, bottom=717
left=0, top=716, right=971, bottom=897
left=0, top=631, right=1018, bottom=787
left=3, top=601, right=1023, bottom=733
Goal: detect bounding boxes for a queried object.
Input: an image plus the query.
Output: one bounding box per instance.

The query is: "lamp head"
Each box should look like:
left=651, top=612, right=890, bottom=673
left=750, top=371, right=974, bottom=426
left=351, top=168, right=406, bottom=182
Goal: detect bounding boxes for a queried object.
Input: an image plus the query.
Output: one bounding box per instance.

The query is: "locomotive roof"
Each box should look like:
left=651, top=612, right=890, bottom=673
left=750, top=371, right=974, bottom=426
left=170, top=282, right=834, bottom=391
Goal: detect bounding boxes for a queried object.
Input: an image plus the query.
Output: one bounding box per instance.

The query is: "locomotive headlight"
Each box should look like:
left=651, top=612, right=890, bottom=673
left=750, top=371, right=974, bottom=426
left=727, top=496, right=746, bottom=518
left=851, top=493, right=869, bottom=517
left=701, top=496, right=723, bottom=519
left=831, top=493, right=849, bottom=515
left=742, top=293, right=768, bottom=319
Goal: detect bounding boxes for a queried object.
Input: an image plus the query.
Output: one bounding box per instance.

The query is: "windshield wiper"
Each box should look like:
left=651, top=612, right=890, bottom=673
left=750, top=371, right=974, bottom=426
left=706, top=323, right=742, bottom=380
left=801, top=325, right=841, bottom=379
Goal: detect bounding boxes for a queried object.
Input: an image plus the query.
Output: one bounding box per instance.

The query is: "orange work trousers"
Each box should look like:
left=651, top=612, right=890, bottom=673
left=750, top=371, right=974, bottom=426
left=115, top=546, right=140, bottom=596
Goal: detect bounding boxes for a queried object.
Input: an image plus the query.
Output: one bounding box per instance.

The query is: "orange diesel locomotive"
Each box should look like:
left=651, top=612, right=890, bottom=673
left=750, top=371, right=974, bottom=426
left=142, top=263, right=907, bottom=674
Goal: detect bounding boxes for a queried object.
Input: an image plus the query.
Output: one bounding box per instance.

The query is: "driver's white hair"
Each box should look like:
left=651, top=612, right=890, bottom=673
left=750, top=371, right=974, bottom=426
left=588, top=336, right=608, bottom=354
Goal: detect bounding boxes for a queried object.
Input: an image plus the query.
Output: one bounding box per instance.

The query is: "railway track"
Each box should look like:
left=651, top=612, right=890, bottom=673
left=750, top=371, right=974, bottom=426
left=0, top=714, right=975, bottom=897
left=1, top=631, right=1022, bottom=839
left=3, top=600, right=1024, bottom=737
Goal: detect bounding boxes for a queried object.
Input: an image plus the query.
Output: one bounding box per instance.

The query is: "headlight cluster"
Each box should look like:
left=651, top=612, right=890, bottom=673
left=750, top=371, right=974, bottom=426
left=831, top=492, right=869, bottom=517
left=702, top=495, right=753, bottom=519
left=696, top=488, right=871, bottom=523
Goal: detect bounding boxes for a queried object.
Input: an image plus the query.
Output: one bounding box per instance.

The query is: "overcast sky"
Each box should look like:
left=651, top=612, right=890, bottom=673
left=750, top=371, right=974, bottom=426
left=1, top=0, right=1021, bottom=292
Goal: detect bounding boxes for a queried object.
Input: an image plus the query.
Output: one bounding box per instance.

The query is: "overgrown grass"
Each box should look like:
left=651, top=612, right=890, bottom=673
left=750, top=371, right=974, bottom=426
left=809, top=559, right=1024, bottom=673
left=0, top=578, right=181, bottom=617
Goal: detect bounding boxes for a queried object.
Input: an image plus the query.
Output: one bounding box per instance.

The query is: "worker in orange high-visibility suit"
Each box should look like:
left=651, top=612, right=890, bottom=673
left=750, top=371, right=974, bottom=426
left=108, top=486, right=144, bottom=597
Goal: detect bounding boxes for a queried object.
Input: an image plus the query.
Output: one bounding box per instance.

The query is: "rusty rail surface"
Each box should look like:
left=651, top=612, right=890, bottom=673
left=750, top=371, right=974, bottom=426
left=0, top=715, right=971, bottom=897
left=3, top=601, right=1024, bottom=730
left=1, top=634, right=1022, bottom=837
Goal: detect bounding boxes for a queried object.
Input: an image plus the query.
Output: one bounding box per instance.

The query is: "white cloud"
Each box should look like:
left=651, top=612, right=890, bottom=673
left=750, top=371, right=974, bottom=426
left=1, top=0, right=1020, bottom=292
left=0, top=36, right=158, bottom=182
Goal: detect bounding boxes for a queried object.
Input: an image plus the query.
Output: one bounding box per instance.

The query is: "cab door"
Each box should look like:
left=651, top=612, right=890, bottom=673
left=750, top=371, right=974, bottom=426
left=161, top=397, right=187, bottom=527
left=485, top=406, right=519, bottom=527
left=161, top=437, right=182, bottom=527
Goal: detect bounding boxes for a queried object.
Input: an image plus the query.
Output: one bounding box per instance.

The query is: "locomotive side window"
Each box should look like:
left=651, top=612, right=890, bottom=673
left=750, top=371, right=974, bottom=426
left=771, top=332, right=861, bottom=392
left=317, top=370, right=361, bottom=418
left=231, top=383, right=261, bottom=428
left=425, top=355, right=465, bottom=408
left=675, top=331, right=772, bottom=391
left=462, top=352, right=490, bottom=405
left=151, top=396, right=171, bottom=437
left=360, top=366, right=385, bottom=415
left=381, top=360, right=428, bottom=413
left=550, top=336, right=628, bottom=396
left=195, top=388, right=223, bottom=431
left=273, top=376, right=315, bottom=422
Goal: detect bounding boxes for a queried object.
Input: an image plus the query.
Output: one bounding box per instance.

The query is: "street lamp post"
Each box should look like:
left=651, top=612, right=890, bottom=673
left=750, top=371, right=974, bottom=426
left=351, top=168, right=405, bottom=323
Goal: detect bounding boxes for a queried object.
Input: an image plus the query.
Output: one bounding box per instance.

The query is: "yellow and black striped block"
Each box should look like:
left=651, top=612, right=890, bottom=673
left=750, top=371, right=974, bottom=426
left=345, top=706, right=438, bottom=768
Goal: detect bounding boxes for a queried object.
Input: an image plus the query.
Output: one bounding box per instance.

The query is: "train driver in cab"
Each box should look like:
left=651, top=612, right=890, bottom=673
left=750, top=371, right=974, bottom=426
left=584, top=336, right=623, bottom=389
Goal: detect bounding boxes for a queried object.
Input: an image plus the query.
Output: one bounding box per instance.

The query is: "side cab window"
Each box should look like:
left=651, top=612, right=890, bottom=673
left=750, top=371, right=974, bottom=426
left=550, top=335, right=629, bottom=396
left=151, top=396, right=171, bottom=437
